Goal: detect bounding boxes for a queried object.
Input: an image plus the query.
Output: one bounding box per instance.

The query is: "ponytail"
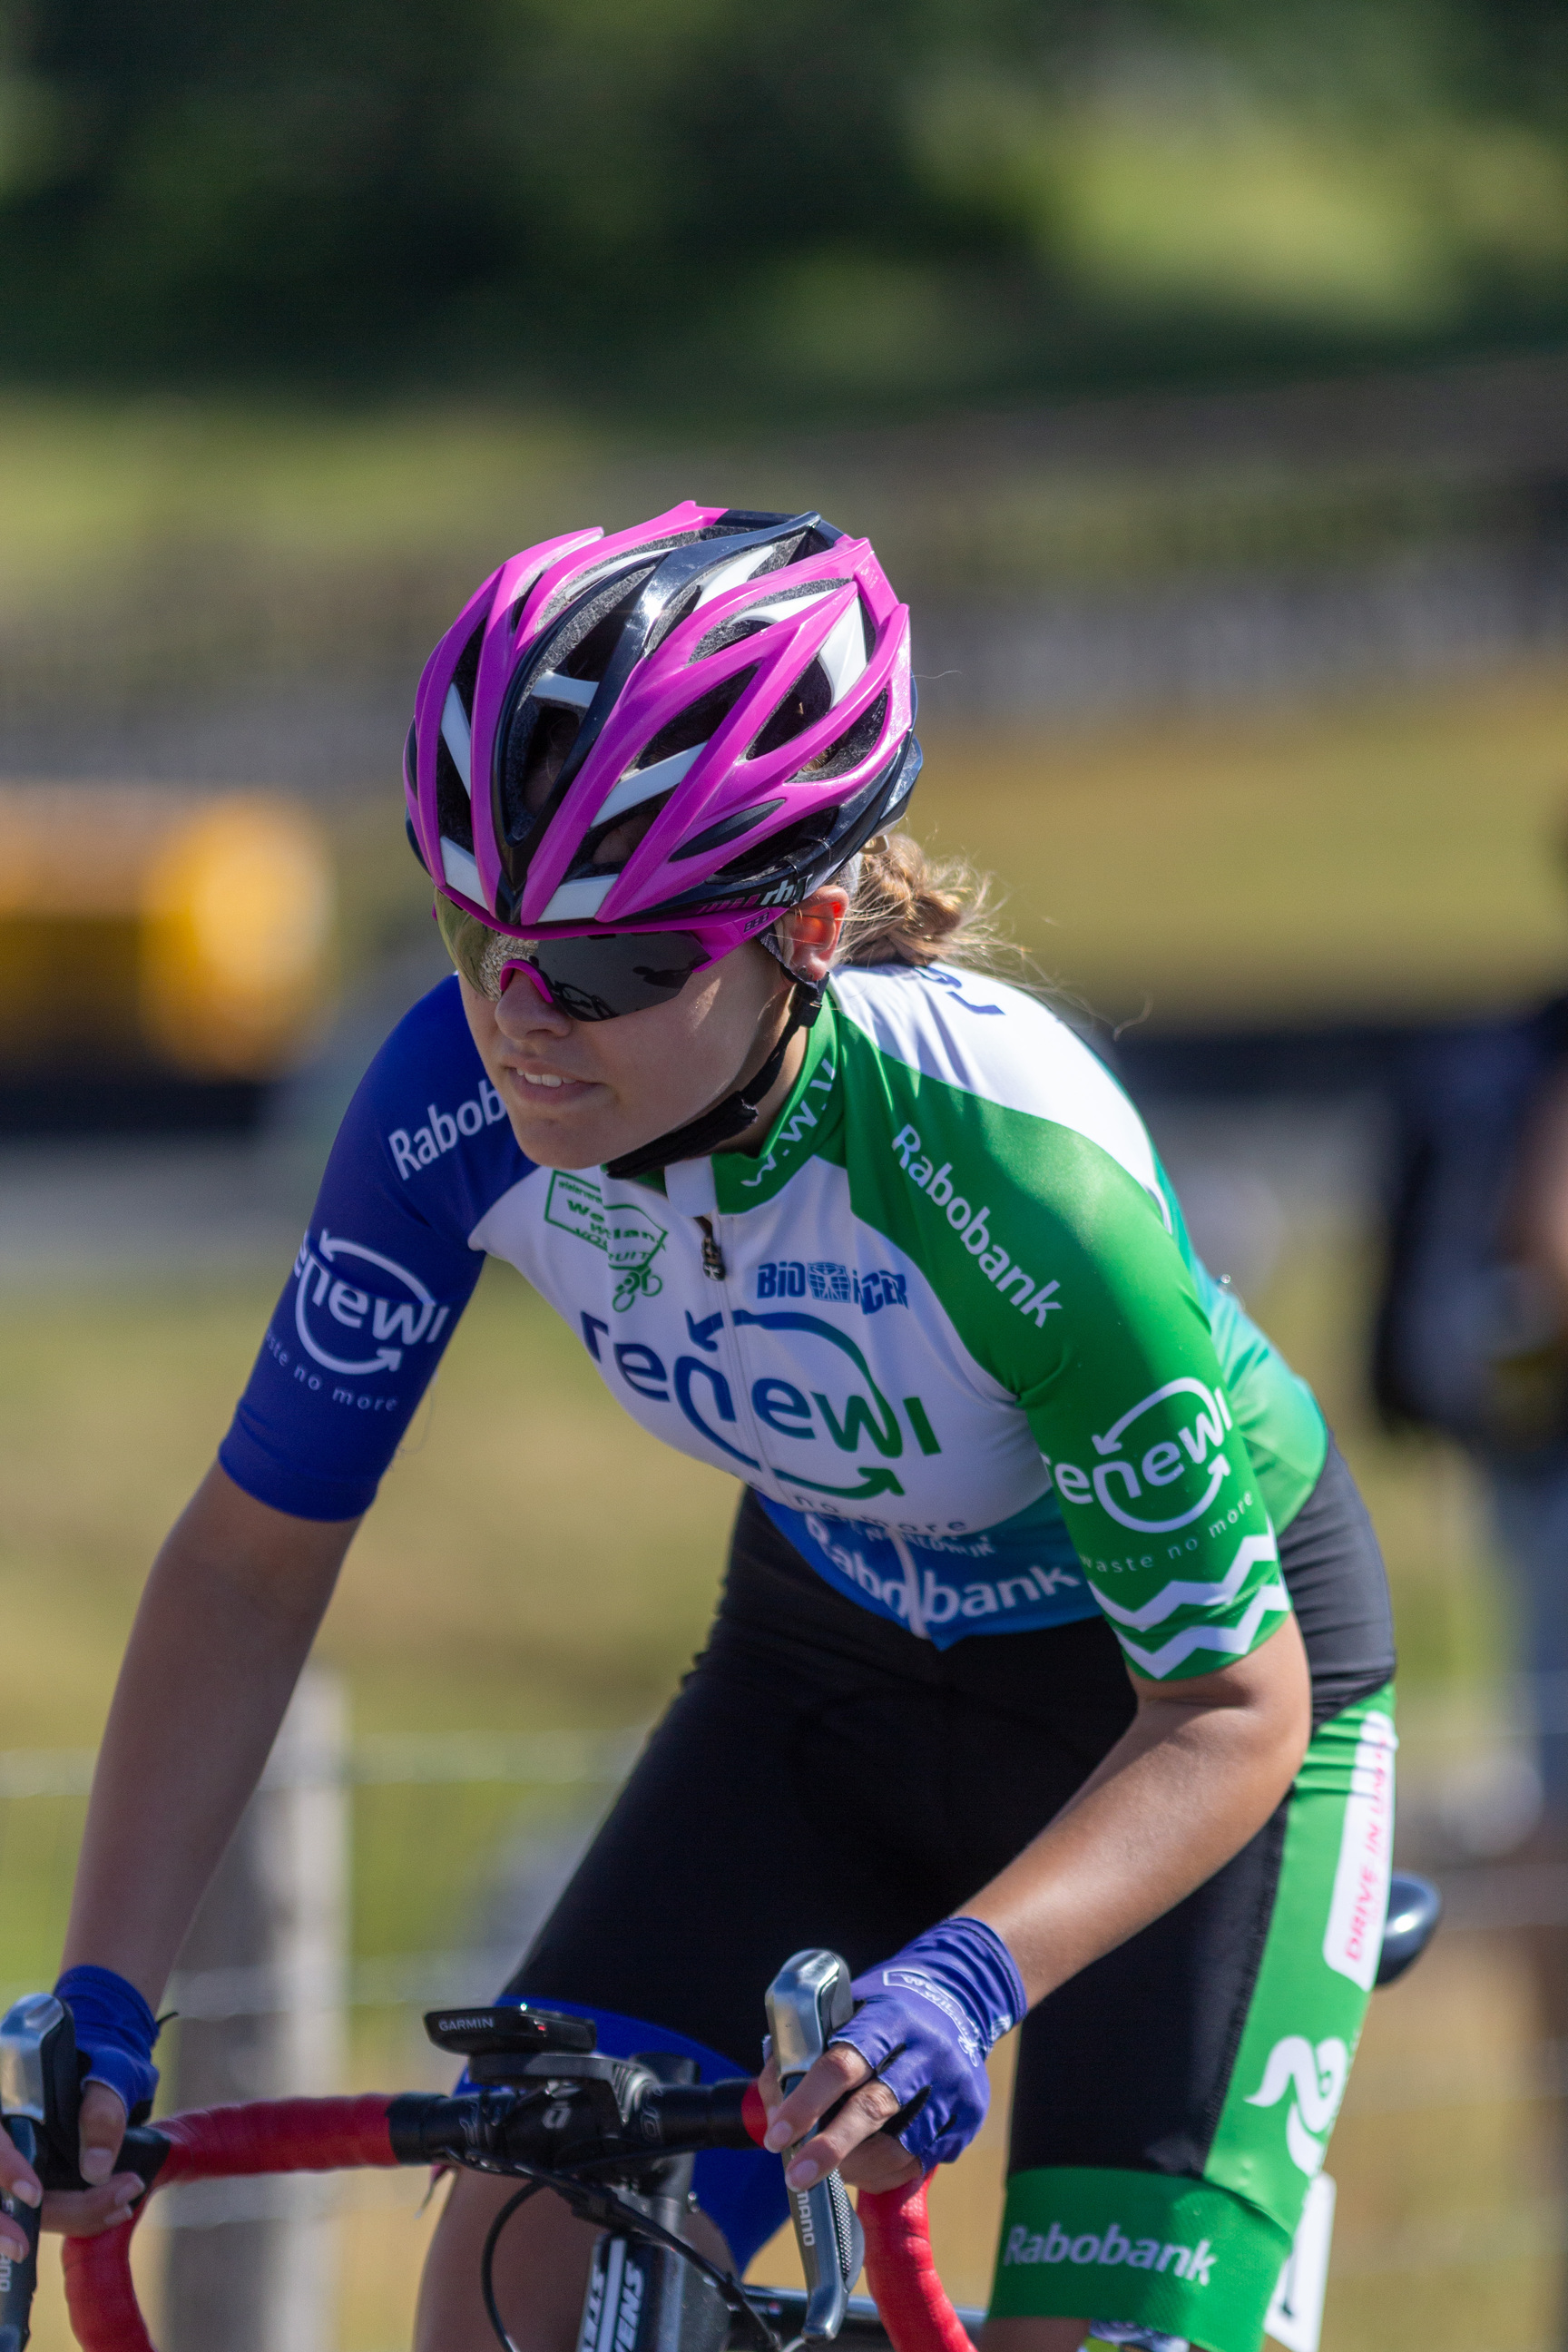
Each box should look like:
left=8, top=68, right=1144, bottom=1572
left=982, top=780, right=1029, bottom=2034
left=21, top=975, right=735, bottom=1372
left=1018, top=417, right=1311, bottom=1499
left=837, top=832, right=999, bottom=971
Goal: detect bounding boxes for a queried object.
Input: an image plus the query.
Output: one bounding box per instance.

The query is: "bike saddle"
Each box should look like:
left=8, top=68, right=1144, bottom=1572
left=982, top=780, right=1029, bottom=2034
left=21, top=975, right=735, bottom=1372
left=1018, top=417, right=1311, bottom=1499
left=1376, top=1872, right=1441, bottom=1985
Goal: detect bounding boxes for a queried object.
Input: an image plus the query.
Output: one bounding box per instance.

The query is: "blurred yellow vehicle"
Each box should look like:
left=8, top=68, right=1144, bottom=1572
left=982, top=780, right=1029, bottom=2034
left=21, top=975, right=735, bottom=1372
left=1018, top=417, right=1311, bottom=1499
left=0, top=784, right=336, bottom=1095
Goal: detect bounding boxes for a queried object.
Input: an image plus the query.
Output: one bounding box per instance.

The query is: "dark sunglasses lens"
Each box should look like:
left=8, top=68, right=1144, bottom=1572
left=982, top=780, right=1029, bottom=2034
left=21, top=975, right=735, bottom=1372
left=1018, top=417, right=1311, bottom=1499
left=527, top=932, right=708, bottom=1021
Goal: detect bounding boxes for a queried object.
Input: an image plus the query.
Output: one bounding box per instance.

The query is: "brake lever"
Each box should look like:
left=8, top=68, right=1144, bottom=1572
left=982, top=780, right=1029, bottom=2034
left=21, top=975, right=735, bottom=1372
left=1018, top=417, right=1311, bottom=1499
left=765, top=1950, right=865, bottom=2344
left=0, top=1994, right=73, bottom=2352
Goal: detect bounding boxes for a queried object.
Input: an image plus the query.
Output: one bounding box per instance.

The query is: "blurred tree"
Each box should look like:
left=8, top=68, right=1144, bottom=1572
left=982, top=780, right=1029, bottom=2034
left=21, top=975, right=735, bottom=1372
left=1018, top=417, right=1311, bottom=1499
left=1, top=0, right=1567, bottom=410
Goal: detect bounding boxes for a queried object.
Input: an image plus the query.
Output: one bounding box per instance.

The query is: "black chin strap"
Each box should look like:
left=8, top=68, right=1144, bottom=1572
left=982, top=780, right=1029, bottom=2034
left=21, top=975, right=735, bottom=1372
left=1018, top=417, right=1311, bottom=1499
left=604, top=980, right=822, bottom=1182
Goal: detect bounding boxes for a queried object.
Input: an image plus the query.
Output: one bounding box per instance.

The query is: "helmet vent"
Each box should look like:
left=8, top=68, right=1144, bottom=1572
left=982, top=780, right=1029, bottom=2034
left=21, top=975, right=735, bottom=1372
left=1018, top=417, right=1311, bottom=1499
left=499, top=704, right=583, bottom=843
left=752, top=659, right=833, bottom=756
left=559, top=572, right=656, bottom=684
left=434, top=623, right=483, bottom=852
left=634, top=667, right=757, bottom=771
left=536, top=535, right=697, bottom=629
left=496, top=568, right=660, bottom=848
left=691, top=581, right=848, bottom=664
left=643, top=580, right=706, bottom=658
left=799, top=688, right=889, bottom=781
left=436, top=737, right=475, bottom=852
left=671, top=799, right=787, bottom=863
left=713, top=804, right=839, bottom=883
left=711, top=759, right=894, bottom=887
left=452, top=622, right=484, bottom=709
left=573, top=791, right=677, bottom=877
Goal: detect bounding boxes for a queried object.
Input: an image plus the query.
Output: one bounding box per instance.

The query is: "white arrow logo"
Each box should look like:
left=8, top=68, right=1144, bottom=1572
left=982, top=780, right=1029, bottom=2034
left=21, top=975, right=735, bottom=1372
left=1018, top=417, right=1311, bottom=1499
left=1093, top=1376, right=1226, bottom=1455
left=293, top=1229, right=440, bottom=1376
left=1093, top=1455, right=1230, bottom=1534
left=1087, top=1374, right=1236, bottom=1534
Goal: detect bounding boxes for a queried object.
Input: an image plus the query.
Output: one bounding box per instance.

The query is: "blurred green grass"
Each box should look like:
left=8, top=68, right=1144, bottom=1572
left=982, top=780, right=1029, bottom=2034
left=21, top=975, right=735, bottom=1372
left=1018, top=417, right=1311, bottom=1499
left=913, top=669, right=1568, bottom=1026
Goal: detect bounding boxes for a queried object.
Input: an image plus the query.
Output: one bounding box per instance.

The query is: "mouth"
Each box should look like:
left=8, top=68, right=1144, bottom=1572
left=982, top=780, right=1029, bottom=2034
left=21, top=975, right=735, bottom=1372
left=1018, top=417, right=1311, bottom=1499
left=500, top=1062, right=602, bottom=1106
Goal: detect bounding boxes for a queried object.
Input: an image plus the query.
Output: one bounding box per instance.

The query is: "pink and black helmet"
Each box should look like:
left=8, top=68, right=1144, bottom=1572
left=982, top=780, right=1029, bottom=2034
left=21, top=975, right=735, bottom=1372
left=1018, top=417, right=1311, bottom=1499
left=404, top=502, right=920, bottom=956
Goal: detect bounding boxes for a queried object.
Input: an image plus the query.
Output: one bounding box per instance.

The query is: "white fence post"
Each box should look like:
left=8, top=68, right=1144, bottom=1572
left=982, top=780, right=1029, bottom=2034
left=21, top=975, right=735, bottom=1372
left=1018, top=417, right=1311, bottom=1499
left=162, top=1668, right=348, bottom=2352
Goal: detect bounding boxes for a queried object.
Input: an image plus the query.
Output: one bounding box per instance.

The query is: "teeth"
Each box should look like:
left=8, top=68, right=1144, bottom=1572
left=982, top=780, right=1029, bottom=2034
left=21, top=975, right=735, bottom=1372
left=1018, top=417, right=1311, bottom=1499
left=523, top=1072, right=565, bottom=1088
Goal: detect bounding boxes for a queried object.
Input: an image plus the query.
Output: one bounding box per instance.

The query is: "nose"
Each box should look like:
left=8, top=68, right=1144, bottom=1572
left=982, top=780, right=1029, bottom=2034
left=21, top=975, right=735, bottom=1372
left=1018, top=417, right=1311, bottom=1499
left=495, top=967, right=573, bottom=1042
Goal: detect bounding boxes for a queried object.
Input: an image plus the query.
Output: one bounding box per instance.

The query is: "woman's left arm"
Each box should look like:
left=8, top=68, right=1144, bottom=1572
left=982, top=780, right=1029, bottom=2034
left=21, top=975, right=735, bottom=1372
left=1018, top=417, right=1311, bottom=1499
left=970, top=1606, right=1310, bottom=2000
left=764, top=1611, right=1312, bottom=2188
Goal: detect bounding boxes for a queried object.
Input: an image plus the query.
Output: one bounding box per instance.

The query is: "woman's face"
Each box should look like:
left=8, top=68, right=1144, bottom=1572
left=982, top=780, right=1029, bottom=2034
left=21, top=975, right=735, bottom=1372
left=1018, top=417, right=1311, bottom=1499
left=458, top=936, right=791, bottom=1171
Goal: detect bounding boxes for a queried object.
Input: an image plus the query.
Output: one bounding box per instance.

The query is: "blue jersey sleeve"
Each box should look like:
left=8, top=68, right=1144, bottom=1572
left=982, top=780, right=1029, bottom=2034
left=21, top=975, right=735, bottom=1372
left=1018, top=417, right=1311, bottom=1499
left=219, top=978, right=533, bottom=1520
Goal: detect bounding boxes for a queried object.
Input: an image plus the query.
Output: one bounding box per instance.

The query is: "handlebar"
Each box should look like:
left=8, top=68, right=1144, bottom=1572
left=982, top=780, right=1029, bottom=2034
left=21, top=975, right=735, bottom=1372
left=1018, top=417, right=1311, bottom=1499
left=62, top=2097, right=403, bottom=2352
left=54, top=2090, right=972, bottom=2352
left=13, top=1978, right=977, bottom=2352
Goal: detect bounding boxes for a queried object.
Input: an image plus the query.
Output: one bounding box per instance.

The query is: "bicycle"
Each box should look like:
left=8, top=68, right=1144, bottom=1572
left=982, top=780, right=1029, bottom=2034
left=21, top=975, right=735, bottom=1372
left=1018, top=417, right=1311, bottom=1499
left=0, top=1876, right=1441, bottom=2352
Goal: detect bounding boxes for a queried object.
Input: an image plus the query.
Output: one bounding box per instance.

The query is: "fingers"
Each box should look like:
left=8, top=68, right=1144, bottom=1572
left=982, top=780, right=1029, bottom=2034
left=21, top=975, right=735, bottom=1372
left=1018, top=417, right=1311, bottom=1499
left=0, top=2135, right=42, bottom=2220
left=761, top=2043, right=902, bottom=2189
left=78, top=2082, right=128, bottom=2187
left=0, top=2202, right=32, bottom=2265
left=762, top=2043, right=870, bottom=2152
left=841, top=2135, right=923, bottom=2192
left=0, top=2122, right=43, bottom=2260
left=41, top=2177, right=145, bottom=2239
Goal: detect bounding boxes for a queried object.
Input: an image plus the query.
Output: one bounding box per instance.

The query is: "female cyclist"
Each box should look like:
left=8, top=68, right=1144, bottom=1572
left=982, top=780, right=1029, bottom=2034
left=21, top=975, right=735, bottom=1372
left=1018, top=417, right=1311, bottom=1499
left=30, top=505, right=1395, bottom=2352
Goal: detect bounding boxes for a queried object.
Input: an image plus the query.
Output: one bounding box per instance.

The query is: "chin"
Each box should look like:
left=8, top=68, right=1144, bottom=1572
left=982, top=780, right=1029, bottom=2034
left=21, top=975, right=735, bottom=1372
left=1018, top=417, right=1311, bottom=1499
left=501, top=1080, right=713, bottom=1173
left=506, top=1118, right=611, bottom=1171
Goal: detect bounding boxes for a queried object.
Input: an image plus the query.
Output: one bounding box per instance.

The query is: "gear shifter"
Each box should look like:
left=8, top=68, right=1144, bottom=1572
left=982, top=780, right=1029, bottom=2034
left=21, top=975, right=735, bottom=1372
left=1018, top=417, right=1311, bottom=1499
left=765, top=1951, right=866, bottom=2343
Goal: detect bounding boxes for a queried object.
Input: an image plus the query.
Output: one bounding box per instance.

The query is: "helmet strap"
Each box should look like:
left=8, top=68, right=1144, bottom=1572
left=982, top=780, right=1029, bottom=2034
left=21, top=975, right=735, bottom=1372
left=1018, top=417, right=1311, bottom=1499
left=603, top=976, right=822, bottom=1182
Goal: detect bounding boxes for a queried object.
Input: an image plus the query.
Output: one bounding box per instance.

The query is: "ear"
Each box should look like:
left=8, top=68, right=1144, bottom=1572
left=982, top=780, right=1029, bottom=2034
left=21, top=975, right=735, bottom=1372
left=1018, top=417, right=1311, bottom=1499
left=774, top=885, right=850, bottom=985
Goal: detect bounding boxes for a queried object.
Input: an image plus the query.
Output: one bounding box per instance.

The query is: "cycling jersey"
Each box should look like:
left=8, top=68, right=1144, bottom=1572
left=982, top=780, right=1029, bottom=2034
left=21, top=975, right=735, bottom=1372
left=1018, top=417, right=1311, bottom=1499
left=220, top=962, right=1328, bottom=1680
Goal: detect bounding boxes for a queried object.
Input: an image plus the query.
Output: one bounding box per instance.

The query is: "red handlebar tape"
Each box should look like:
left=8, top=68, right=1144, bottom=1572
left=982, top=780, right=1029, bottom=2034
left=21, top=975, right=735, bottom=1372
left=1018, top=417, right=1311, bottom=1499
left=60, top=2091, right=971, bottom=2352
left=62, top=2096, right=397, bottom=2352
left=860, top=2177, right=975, bottom=2352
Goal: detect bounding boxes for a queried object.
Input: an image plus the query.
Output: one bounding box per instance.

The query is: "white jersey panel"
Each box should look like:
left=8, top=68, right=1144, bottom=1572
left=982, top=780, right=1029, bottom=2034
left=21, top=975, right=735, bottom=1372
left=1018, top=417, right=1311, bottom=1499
left=829, top=964, right=1166, bottom=1219
left=469, top=1152, right=1050, bottom=1535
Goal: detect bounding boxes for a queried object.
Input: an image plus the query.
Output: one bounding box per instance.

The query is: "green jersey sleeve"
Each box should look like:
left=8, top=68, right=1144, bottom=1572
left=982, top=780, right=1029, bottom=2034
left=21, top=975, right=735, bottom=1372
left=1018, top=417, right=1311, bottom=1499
left=882, top=1092, right=1292, bottom=1681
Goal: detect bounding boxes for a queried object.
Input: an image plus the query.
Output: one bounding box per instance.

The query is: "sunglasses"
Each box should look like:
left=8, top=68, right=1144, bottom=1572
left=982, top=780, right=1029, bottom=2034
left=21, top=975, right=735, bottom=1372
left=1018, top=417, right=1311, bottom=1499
left=436, top=896, right=720, bottom=1023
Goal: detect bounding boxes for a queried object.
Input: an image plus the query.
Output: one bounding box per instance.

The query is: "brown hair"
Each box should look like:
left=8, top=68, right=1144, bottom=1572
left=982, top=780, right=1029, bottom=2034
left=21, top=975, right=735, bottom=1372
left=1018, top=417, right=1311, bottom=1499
left=836, top=832, right=1000, bottom=971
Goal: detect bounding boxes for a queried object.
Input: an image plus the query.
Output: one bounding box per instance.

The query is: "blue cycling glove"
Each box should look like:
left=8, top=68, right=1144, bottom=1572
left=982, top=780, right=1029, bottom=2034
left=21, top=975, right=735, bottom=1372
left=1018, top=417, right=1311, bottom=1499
left=831, top=1916, right=1025, bottom=2170
left=55, top=1965, right=162, bottom=2124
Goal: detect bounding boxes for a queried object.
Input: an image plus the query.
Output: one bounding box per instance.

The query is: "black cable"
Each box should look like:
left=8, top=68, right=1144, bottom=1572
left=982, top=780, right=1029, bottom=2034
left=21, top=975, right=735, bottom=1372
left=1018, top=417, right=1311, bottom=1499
left=473, top=2156, right=781, bottom=2352
left=479, top=2180, right=544, bottom=2352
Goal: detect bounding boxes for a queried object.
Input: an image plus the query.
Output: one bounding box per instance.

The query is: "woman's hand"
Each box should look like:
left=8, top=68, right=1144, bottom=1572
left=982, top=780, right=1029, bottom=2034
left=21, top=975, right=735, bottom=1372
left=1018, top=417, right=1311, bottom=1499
left=762, top=1918, right=1023, bottom=2180
left=759, top=2045, right=919, bottom=2193
left=76, top=2080, right=136, bottom=2191
left=0, top=2116, right=143, bottom=2253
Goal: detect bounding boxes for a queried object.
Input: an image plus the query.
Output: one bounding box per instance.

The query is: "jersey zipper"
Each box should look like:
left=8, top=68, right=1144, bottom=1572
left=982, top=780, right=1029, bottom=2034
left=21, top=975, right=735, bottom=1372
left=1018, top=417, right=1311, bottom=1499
left=692, top=1207, right=776, bottom=1477
left=694, top=1215, right=725, bottom=1281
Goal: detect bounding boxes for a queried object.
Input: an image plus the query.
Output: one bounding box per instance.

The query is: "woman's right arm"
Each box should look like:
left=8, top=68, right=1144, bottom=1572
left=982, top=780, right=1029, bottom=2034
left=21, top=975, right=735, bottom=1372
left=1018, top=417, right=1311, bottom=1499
left=60, top=1462, right=360, bottom=2182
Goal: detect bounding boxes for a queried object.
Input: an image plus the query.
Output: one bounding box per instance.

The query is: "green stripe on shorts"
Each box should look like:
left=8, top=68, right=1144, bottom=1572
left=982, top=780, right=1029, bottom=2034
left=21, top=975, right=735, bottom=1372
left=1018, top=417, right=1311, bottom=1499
left=1206, top=1682, right=1395, bottom=2237
left=990, top=2167, right=1288, bottom=2352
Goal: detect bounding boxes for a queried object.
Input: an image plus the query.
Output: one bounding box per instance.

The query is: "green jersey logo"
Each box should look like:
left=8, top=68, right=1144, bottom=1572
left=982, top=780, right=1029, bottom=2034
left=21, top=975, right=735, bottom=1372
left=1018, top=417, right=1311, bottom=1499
left=544, top=1171, right=668, bottom=1311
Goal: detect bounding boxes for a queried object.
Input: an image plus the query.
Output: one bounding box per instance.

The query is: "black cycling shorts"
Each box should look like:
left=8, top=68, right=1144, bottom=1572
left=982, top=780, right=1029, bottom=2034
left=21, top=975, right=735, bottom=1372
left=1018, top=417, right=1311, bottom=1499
left=506, top=1439, right=1395, bottom=2350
